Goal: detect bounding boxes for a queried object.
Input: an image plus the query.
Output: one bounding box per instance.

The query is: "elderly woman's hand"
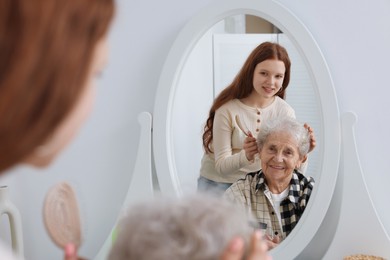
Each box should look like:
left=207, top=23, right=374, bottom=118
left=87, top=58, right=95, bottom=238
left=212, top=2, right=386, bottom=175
left=64, top=243, right=77, bottom=260
left=243, top=131, right=258, bottom=162
left=304, top=123, right=316, bottom=152
left=263, top=234, right=280, bottom=251
left=247, top=231, right=272, bottom=260
left=220, top=231, right=272, bottom=260
left=64, top=244, right=87, bottom=260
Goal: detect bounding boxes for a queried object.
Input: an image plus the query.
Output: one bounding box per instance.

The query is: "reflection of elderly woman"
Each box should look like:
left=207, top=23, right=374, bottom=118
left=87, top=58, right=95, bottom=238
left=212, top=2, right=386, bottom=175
left=224, top=117, right=314, bottom=249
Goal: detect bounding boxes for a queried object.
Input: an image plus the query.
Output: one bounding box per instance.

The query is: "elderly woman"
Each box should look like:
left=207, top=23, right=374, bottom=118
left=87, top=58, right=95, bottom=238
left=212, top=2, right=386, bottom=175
left=108, top=194, right=271, bottom=260
left=224, top=117, right=315, bottom=249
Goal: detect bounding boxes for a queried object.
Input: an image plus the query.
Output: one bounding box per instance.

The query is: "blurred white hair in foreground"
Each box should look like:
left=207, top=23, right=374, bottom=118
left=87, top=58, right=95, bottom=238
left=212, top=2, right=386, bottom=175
left=108, top=193, right=254, bottom=260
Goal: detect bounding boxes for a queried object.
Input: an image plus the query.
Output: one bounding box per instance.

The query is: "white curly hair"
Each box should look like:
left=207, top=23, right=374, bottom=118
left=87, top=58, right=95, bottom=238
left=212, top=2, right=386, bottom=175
left=108, top=194, right=254, bottom=260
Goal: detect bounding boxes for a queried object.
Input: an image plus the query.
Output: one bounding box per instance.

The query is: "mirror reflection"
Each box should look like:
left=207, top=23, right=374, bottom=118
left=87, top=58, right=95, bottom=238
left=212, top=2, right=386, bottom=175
left=171, top=14, right=322, bottom=196
left=224, top=116, right=315, bottom=247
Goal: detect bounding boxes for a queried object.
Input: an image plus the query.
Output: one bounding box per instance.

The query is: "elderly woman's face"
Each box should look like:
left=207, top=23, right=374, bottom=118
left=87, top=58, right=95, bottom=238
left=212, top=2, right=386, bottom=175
left=259, top=131, right=304, bottom=183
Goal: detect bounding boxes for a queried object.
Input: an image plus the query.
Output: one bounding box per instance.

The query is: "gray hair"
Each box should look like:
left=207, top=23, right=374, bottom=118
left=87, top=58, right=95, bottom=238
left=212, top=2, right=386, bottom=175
left=257, top=117, right=310, bottom=157
left=108, top=194, right=254, bottom=260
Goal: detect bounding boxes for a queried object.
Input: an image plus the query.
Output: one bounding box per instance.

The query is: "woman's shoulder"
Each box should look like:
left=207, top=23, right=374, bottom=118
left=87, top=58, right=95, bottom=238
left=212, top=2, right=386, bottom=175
left=274, top=96, right=293, bottom=108
left=267, top=96, right=295, bottom=116
left=232, top=171, right=260, bottom=189
left=294, top=171, right=315, bottom=187
left=216, top=99, right=243, bottom=114
left=224, top=171, right=260, bottom=199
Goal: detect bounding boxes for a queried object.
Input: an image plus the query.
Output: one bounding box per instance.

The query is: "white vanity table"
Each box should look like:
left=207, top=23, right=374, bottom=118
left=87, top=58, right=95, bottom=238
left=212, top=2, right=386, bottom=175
left=95, top=0, right=390, bottom=259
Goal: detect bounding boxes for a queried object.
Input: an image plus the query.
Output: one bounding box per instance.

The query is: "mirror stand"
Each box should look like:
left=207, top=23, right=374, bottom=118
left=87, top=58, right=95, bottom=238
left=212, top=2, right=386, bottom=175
left=318, top=112, right=390, bottom=259
left=94, top=112, right=154, bottom=260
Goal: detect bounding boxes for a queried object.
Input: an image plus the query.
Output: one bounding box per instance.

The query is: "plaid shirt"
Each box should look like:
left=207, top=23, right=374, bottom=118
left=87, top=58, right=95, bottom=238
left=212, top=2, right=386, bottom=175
left=224, top=170, right=314, bottom=241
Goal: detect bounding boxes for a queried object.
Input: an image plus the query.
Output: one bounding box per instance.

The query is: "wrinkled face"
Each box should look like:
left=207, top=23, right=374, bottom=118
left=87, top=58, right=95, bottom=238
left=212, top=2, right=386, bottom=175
left=259, top=131, right=304, bottom=185
left=252, top=59, right=285, bottom=99
left=24, top=36, right=109, bottom=167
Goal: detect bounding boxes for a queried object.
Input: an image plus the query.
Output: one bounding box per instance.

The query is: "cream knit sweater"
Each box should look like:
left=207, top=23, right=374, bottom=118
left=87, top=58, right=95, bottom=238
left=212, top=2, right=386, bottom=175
left=199, top=97, right=296, bottom=183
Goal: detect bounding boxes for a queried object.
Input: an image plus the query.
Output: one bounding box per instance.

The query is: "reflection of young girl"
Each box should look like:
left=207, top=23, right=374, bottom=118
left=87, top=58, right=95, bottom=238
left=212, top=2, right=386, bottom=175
left=198, top=41, right=315, bottom=196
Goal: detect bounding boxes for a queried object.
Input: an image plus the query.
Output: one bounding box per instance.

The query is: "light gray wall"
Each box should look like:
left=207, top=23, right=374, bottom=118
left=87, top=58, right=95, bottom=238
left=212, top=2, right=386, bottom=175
left=280, top=0, right=390, bottom=236
left=0, top=0, right=389, bottom=259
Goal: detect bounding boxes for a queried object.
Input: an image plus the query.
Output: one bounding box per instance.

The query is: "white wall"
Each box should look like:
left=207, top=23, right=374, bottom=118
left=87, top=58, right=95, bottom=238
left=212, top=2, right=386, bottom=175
left=0, top=0, right=389, bottom=259
left=279, top=0, right=390, bottom=239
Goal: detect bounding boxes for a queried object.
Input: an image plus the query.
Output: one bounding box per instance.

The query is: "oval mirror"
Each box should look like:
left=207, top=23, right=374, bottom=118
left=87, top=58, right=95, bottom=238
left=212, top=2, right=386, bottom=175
left=153, top=0, right=340, bottom=258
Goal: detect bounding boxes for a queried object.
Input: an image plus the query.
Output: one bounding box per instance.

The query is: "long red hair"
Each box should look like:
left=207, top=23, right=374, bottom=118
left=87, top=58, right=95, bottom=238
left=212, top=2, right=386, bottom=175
left=202, top=41, right=291, bottom=153
left=0, top=0, right=115, bottom=172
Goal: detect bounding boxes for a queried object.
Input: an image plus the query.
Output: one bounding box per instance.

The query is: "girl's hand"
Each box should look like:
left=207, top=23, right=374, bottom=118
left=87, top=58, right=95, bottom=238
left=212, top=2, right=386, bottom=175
left=243, top=131, right=258, bottom=161
left=304, top=123, right=316, bottom=152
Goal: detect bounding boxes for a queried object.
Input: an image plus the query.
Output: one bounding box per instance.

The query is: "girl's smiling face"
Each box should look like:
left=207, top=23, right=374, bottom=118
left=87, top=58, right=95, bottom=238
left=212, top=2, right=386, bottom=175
left=252, top=59, right=285, bottom=100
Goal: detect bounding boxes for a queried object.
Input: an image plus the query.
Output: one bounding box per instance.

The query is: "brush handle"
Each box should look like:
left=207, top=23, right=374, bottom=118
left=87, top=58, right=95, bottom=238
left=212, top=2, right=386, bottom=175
left=235, top=115, right=249, bottom=136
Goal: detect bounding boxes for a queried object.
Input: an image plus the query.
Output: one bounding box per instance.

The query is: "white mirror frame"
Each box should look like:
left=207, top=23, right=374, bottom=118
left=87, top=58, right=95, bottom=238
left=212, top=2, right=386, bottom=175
left=153, top=0, right=340, bottom=258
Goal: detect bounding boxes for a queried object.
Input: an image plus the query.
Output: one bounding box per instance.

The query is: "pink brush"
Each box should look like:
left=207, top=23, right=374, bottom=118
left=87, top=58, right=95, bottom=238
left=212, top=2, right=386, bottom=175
left=43, top=182, right=82, bottom=250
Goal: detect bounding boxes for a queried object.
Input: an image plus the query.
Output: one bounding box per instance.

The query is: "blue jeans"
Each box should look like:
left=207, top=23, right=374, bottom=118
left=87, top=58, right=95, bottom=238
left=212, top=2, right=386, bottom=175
left=197, top=176, right=232, bottom=197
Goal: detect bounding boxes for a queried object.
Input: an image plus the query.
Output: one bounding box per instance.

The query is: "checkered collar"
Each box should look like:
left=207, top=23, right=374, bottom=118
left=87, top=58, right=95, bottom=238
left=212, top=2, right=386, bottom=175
left=255, top=169, right=303, bottom=206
